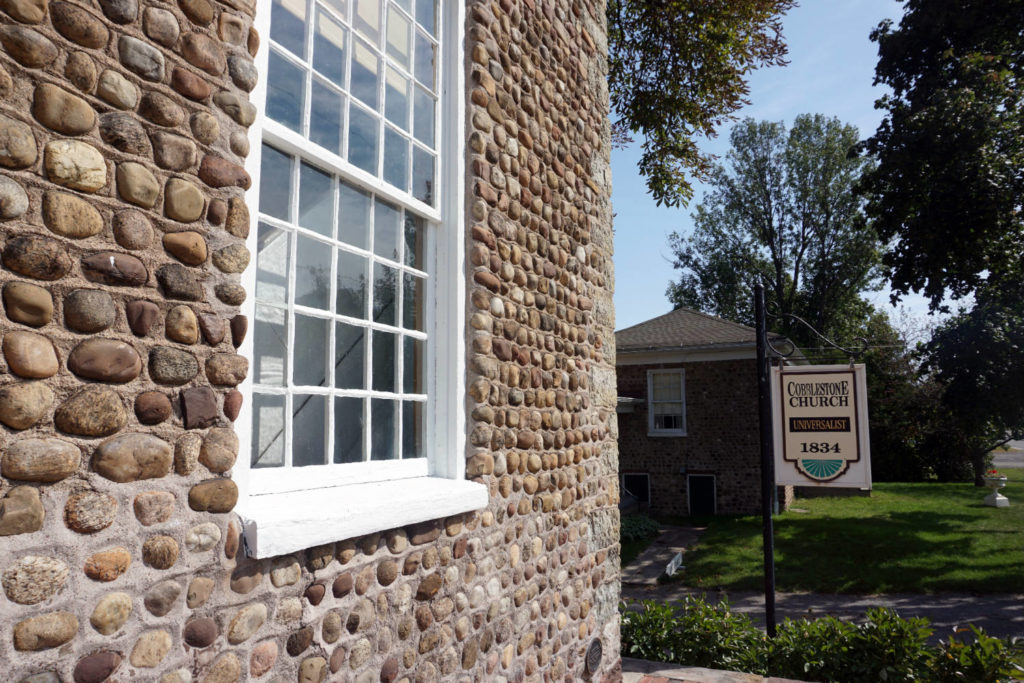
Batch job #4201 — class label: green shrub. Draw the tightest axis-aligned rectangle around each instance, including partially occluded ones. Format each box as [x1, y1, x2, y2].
[931, 626, 1024, 682]
[766, 608, 933, 682]
[620, 598, 1024, 683]
[620, 598, 761, 672]
[620, 514, 660, 543]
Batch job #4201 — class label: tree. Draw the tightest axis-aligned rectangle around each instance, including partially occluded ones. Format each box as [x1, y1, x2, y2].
[666, 115, 882, 346]
[858, 0, 1024, 308]
[607, 0, 795, 207]
[918, 285, 1024, 484]
[860, 0, 1024, 483]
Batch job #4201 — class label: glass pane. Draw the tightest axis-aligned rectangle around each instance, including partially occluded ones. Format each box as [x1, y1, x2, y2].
[310, 80, 344, 156]
[267, 50, 305, 133]
[271, 0, 307, 57]
[350, 39, 380, 108]
[414, 31, 434, 89]
[334, 396, 364, 463]
[370, 397, 396, 460]
[252, 393, 286, 467]
[254, 305, 287, 385]
[402, 401, 423, 458]
[653, 402, 682, 416]
[394, 0, 410, 12]
[403, 213, 423, 268]
[321, 0, 346, 17]
[386, 5, 411, 69]
[313, 10, 346, 85]
[335, 322, 364, 388]
[415, 0, 434, 35]
[652, 373, 681, 401]
[295, 234, 331, 310]
[299, 163, 333, 237]
[292, 394, 327, 466]
[348, 105, 379, 174]
[259, 145, 292, 220]
[654, 413, 683, 431]
[403, 336, 422, 393]
[338, 180, 370, 248]
[372, 262, 397, 325]
[374, 200, 400, 259]
[336, 249, 367, 318]
[293, 314, 330, 386]
[412, 146, 434, 205]
[402, 273, 422, 330]
[256, 222, 289, 303]
[354, 0, 381, 43]
[383, 128, 408, 191]
[412, 86, 434, 147]
[384, 67, 409, 129]
[371, 330, 395, 392]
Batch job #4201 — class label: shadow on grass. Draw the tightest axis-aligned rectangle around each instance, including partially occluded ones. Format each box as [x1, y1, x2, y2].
[684, 508, 1024, 594]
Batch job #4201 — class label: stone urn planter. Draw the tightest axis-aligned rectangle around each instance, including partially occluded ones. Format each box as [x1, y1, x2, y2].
[983, 475, 1009, 508]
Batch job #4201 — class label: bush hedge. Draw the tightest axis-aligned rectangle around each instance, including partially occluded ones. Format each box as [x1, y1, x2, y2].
[620, 597, 1024, 682]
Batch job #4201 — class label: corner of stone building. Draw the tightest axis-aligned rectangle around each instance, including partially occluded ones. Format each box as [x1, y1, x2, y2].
[0, 0, 620, 678]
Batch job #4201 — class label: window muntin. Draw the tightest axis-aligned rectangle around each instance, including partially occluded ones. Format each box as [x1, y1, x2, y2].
[648, 370, 686, 435]
[251, 143, 429, 485]
[266, 0, 438, 205]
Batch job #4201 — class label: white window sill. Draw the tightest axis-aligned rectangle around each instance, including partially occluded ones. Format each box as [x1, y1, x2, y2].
[648, 431, 687, 438]
[236, 477, 489, 558]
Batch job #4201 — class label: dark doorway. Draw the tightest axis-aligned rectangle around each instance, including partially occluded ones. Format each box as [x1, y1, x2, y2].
[687, 475, 716, 515]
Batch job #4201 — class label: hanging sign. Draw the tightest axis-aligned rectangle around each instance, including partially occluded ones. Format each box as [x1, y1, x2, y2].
[771, 364, 871, 488]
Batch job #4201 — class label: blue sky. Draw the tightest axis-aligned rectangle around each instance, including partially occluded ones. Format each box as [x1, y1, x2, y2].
[611, 0, 913, 331]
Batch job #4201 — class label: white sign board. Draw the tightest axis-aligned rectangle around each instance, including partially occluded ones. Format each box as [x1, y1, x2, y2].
[772, 364, 871, 488]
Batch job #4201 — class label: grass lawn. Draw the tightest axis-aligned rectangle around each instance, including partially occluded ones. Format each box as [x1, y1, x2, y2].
[681, 469, 1024, 594]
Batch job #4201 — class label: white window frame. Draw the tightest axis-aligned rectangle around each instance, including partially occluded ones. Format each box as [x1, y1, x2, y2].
[647, 369, 686, 437]
[234, 0, 486, 558]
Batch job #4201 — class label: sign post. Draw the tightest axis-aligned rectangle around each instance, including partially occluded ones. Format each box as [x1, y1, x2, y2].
[754, 285, 776, 637]
[754, 288, 872, 637]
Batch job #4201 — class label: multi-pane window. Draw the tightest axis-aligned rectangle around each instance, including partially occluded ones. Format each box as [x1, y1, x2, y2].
[265, 0, 438, 205]
[648, 370, 686, 435]
[252, 0, 441, 492]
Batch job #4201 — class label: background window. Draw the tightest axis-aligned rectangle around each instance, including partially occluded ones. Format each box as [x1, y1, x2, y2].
[648, 370, 685, 435]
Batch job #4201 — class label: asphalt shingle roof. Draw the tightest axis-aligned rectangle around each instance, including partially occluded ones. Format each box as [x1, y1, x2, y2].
[615, 306, 758, 352]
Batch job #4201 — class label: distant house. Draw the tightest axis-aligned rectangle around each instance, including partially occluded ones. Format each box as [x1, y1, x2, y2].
[616, 307, 793, 516]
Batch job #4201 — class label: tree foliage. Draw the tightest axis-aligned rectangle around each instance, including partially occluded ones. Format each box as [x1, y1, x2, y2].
[859, 0, 1024, 308]
[607, 0, 794, 207]
[918, 284, 1024, 483]
[666, 115, 881, 346]
[860, 0, 1024, 483]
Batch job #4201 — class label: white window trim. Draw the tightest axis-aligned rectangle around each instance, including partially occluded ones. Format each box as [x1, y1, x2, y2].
[234, 0, 486, 558]
[647, 369, 686, 437]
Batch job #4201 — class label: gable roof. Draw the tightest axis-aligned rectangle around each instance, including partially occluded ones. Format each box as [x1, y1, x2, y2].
[616, 306, 758, 352]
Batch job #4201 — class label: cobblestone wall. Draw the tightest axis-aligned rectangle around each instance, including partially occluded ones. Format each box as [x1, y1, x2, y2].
[0, 0, 619, 678]
[618, 360, 764, 516]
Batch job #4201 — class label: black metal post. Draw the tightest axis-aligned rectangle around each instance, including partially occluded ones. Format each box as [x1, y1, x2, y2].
[754, 284, 777, 637]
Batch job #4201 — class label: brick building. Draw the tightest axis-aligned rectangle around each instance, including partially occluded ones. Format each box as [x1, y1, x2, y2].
[616, 307, 790, 517]
[0, 0, 620, 679]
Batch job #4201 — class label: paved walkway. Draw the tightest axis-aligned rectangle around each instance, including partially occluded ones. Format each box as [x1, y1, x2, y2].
[621, 525, 706, 585]
[621, 525, 1024, 642]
